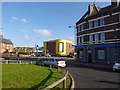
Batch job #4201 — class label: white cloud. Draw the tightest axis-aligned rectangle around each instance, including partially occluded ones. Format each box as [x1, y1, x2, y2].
[10, 17, 28, 23]
[24, 35, 29, 40]
[33, 29, 52, 36]
[21, 29, 27, 33]
[11, 17, 18, 21]
[20, 18, 28, 23]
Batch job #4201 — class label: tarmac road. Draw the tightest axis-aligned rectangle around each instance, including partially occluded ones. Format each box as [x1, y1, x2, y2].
[65, 60, 120, 89]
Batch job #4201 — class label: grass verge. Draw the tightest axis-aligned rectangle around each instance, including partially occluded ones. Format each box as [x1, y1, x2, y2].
[2, 64, 64, 89]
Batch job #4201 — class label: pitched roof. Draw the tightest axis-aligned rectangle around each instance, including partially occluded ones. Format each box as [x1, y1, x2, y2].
[76, 4, 120, 25]
[2, 38, 13, 45]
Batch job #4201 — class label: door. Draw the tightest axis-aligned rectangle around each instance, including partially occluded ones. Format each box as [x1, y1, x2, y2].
[88, 53, 92, 63]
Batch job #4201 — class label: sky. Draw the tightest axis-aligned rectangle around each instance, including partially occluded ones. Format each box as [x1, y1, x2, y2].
[1, 1, 111, 47]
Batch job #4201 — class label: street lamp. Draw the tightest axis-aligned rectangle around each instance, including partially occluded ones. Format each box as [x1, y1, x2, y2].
[68, 26, 76, 45]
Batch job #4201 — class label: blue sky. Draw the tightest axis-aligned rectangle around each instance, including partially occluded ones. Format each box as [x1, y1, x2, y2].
[2, 2, 110, 47]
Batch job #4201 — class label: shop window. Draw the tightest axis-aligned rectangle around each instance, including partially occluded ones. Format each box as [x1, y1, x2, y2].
[79, 50, 84, 58]
[97, 50, 105, 60]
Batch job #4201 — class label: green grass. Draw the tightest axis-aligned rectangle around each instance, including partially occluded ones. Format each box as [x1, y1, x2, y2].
[0, 64, 2, 89]
[2, 64, 64, 89]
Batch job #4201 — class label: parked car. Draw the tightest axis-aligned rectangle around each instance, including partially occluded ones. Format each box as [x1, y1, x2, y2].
[38, 58, 49, 66]
[45, 54, 51, 57]
[113, 60, 120, 71]
[39, 58, 66, 67]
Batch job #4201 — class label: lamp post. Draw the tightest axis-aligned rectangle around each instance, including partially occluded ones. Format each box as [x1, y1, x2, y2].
[68, 26, 76, 45]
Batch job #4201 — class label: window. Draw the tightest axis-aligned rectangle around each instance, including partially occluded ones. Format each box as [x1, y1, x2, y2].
[77, 37, 79, 45]
[78, 26, 80, 32]
[81, 36, 84, 44]
[78, 37, 80, 44]
[98, 33, 101, 41]
[95, 33, 99, 43]
[94, 20, 98, 28]
[80, 37, 82, 44]
[100, 18, 104, 26]
[81, 24, 84, 30]
[119, 14, 120, 22]
[58, 42, 64, 52]
[79, 50, 84, 58]
[89, 34, 93, 44]
[101, 32, 105, 43]
[89, 21, 93, 29]
[93, 34, 95, 41]
[98, 50, 105, 59]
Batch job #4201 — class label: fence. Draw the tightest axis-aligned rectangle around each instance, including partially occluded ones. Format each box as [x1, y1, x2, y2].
[1, 60, 34, 64]
[43, 68, 75, 90]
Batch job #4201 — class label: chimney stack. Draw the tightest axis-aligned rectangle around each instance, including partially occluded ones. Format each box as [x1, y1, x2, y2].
[88, 4, 94, 15]
[111, 0, 119, 6]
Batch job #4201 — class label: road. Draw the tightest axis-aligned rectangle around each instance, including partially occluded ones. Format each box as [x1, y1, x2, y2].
[65, 60, 120, 88]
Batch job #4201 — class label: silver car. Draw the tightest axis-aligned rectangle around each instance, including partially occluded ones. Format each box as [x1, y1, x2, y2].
[113, 60, 120, 71]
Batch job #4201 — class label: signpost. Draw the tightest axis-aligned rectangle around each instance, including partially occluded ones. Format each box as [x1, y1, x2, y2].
[35, 44, 39, 56]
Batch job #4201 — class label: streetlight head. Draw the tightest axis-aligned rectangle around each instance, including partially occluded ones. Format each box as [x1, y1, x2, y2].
[68, 26, 72, 28]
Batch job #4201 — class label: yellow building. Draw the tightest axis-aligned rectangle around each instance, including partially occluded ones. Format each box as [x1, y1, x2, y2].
[0, 35, 13, 53]
[43, 39, 72, 56]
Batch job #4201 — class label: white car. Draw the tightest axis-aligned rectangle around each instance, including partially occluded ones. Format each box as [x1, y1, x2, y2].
[39, 58, 66, 67]
[113, 60, 120, 71]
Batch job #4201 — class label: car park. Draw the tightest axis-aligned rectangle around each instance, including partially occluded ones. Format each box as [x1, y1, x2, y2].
[113, 60, 120, 71]
[39, 58, 66, 67]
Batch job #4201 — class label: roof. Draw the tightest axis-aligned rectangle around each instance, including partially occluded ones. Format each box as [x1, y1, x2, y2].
[44, 39, 72, 43]
[2, 38, 13, 45]
[76, 4, 120, 25]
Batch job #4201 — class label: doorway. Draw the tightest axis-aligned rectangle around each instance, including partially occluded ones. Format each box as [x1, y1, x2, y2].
[88, 53, 92, 63]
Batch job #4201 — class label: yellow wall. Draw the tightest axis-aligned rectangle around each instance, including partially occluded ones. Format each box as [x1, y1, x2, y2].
[43, 39, 72, 55]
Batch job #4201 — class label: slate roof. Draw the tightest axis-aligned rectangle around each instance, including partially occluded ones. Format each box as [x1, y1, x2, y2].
[76, 3, 120, 25]
[2, 38, 13, 45]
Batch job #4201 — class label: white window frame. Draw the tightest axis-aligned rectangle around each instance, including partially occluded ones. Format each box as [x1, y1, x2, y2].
[95, 33, 99, 44]
[101, 32, 105, 43]
[94, 19, 98, 28]
[89, 21, 93, 29]
[81, 24, 84, 31]
[89, 34, 93, 44]
[100, 18, 104, 26]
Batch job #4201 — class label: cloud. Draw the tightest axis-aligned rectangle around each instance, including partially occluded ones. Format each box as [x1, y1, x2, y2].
[10, 17, 28, 23]
[21, 29, 27, 33]
[24, 35, 29, 40]
[33, 29, 52, 36]
[20, 18, 28, 23]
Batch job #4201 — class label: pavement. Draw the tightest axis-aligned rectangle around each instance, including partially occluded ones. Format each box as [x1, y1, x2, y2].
[74, 60, 113, 71]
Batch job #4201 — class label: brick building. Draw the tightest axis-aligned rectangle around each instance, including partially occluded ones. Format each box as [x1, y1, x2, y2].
[43, 39, 72, 56]
[76, 0, 120, 64]
[0, 35, 13, 53]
